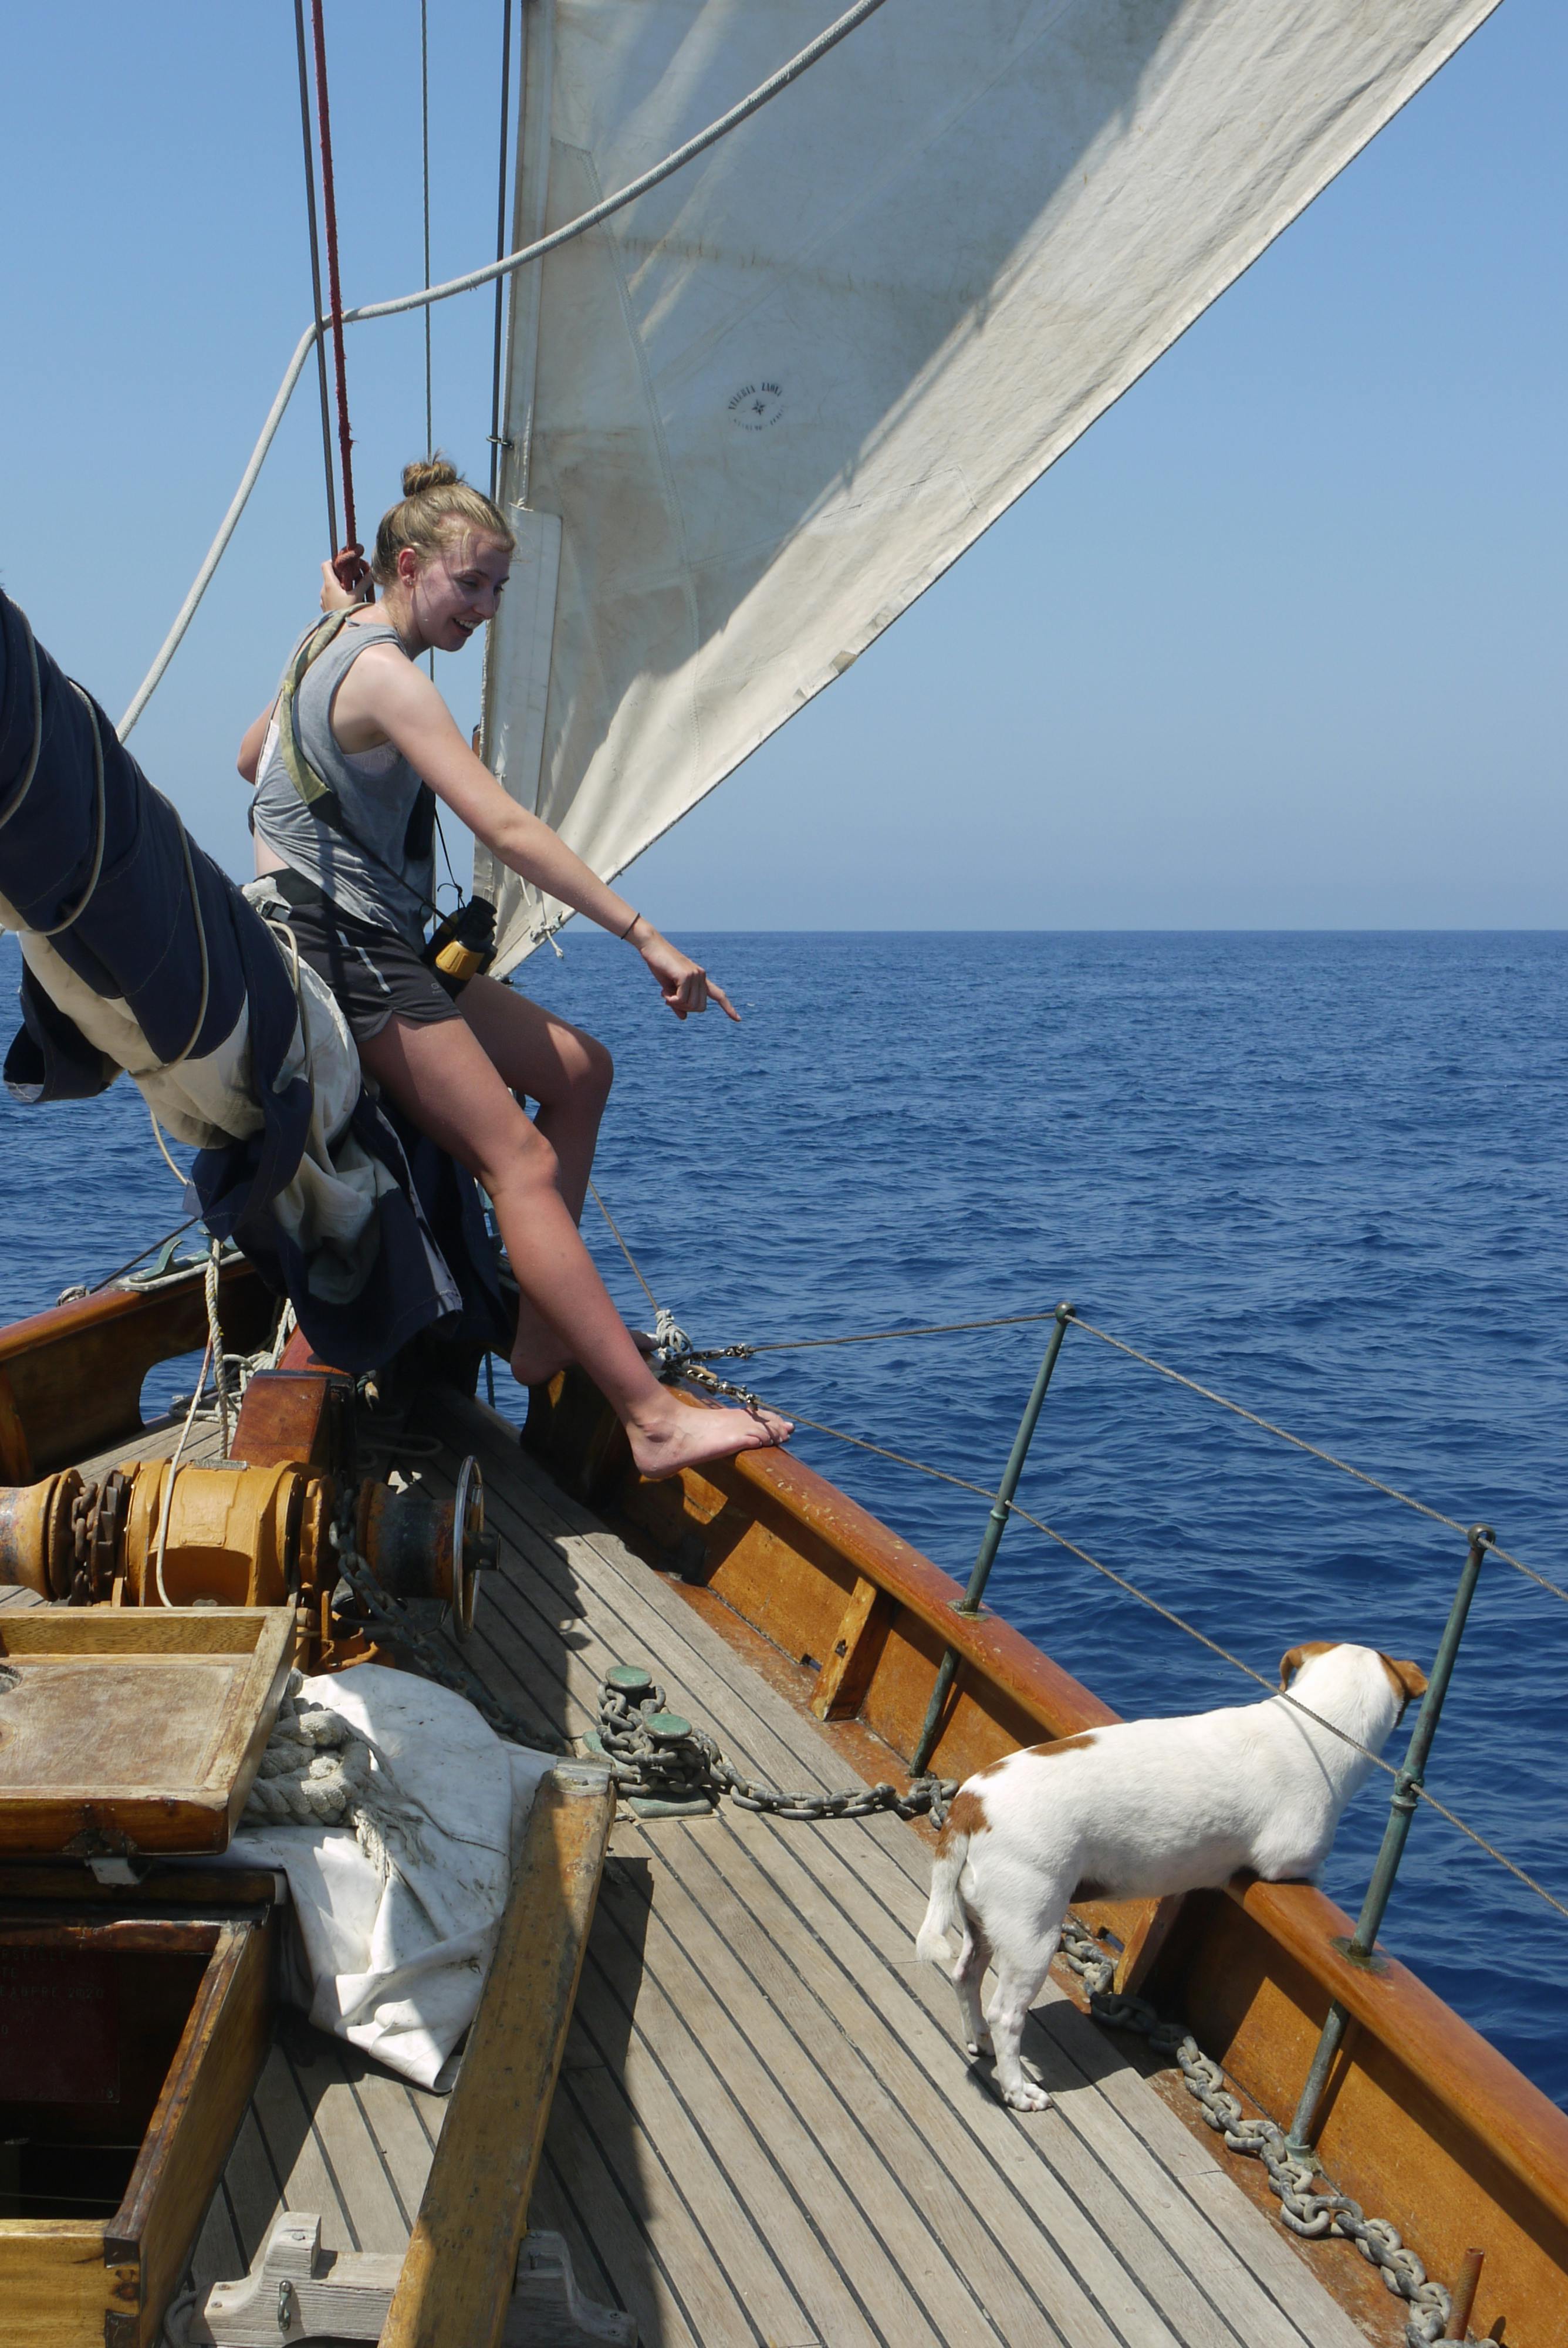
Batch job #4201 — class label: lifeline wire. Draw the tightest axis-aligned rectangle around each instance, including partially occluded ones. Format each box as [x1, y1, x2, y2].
[577, 1183, 1568, 1920]
[744, 1395, 1568, 1927]
[687, 1303, 1568, 1614]
[117, 0, 894, 737]
[86, 1216, 201, 1296]
[1064, 1311, 1568, 1612]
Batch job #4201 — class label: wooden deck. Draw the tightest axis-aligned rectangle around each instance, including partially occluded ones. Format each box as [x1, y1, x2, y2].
[32, 1399, 1379, 2348]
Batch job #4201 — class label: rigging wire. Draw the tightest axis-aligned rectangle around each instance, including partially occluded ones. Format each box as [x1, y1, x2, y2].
[672, 1302, 1568, 1614]
[292, 0, 339, 555]
[419, 0, 438, 684]
[307, 0, 364, 581]
[420, 0, 433, 463]
[580, 1188, 1568, 1922]
[489, 0, 515, 501]
[117, 0, 894, 737]
[711, 1386, 1568, 1927]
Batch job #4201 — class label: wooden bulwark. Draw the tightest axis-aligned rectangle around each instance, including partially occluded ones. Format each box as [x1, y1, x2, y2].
[529, 1368, 1568, 2348]
[381, 1762, 614, 2348]
[0, 1260, 274, 1480]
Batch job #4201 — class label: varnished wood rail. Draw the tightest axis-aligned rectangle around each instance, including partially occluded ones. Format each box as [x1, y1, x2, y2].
[381, 1762, 614, 2348]
[0, 1260, 273, 1479]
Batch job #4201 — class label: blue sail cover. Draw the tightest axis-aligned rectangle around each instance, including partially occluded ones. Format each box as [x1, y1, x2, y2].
[0, 591, 507, 1371]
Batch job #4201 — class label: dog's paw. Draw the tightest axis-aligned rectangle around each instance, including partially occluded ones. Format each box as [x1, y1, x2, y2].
[1000, 2079, 1053, 2113]
[965, 2030, 994, 2058]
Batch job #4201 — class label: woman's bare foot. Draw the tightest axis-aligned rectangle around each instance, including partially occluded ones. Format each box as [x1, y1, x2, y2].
[627, 1392, 792, 1481]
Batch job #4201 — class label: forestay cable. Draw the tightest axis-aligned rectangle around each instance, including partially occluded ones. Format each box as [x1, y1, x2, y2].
[489, 0, 515, 500]
[307, 0, 363, 579]
[292, 0, 338, 554]
[116, 0, 894, 738]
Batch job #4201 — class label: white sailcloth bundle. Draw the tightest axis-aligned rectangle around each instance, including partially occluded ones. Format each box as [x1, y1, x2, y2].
[480, 0, 1498, 970]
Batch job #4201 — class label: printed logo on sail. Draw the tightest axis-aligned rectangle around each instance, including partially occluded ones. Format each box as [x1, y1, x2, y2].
[728, 381, 785, 430]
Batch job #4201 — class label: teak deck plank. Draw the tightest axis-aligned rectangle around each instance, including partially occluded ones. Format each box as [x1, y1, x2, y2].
[567, 1924, 850, 2347]
[73, 1399, 1379, 2348]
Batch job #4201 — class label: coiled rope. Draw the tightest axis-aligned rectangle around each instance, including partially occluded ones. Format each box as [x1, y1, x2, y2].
[117, 0, 894, 737]
[243, 1670, 431, 1883]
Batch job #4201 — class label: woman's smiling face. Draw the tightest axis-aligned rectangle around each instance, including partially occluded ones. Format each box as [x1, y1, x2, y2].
[401, 529, 512, 653]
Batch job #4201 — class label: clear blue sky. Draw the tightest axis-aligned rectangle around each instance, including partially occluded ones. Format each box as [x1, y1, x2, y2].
[2, 1, 1561, 929]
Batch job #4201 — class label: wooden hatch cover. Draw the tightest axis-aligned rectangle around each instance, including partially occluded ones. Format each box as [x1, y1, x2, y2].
[0, 1610, 293, 1857]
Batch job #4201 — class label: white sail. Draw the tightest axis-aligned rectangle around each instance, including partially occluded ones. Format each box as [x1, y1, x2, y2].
[480, 0, 1498, 970]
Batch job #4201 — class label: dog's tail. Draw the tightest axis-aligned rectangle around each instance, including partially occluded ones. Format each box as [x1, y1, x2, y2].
[915, 1830, 970, 1968]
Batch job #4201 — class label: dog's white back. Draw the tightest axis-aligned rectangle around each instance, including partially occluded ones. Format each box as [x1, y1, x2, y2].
[916, 1641, 1426, 2111]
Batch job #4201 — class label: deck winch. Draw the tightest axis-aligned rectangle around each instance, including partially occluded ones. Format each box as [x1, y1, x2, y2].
[0, 1456, 493, 1645]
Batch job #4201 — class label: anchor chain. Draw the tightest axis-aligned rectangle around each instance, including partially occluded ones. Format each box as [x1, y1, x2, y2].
[594, 1667, 957, 1826]
[1056, 1921, 1469, 2347]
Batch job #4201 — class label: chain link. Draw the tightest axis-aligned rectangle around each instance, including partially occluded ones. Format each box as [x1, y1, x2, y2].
[594, 1669, 957, 1827]
[328, 1501, 555, 1752]
[1055, 1921, 1470, 2347]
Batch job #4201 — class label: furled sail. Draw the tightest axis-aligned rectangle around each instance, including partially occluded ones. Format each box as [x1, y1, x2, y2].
[481, 0, 1499, 969]
[0, 593, 508, 1372]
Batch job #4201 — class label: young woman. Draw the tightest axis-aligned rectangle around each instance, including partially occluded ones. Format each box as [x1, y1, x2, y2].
[240, 458, 790, 1480]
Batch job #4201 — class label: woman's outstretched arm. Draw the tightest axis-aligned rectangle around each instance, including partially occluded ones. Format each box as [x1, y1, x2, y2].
[338, 643, 738, 1021]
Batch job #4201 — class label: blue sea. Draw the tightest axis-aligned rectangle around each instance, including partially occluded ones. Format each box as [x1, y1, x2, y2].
[2, 930, 1564, 2106]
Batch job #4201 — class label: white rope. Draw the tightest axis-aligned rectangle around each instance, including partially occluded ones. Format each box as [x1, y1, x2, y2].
[205, 1239, 232, 1455]
[116, 0, 893, 738]
[153, 1331, 213, 1608]
[244, 1673, 431, 1882]
[0, 615, 43, 826]
[27, 684, 107, 936]
[147, 1103, 188, 1186]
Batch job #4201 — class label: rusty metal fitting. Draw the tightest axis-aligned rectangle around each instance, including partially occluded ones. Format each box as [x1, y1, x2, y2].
[0, 1469, 88, 1599]
[354, 1457, 493, 1638]
[119, 1460, 330, 1610]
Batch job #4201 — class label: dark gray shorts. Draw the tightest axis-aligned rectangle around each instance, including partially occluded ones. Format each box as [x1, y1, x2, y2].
[274, 872, 467, 1044]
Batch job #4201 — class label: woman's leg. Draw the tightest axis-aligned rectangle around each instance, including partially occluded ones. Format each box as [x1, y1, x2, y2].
[457, 975, 609, 1222]
[455, 975, 624, 1375]
[357, 1012, 790, 1477]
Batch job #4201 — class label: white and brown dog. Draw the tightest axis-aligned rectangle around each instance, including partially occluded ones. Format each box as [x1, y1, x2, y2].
[916, 1641, 1428, 2111]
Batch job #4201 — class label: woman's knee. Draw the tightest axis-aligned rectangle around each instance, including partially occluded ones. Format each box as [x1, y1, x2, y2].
[576, 1033, 613, 1109]
[476, 1104, 560, 1200]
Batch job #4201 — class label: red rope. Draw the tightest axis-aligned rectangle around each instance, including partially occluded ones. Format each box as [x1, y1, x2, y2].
[309, 1, 370, 593]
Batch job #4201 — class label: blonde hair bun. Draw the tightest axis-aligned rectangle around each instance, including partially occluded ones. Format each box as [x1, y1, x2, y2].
[373, 456, 514, 585]
[401, 456, 461, 498]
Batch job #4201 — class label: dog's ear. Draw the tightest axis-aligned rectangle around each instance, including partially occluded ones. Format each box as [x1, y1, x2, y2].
[1279, 1641, 1336, 1691]
[1378, 1654, 1428, 1712]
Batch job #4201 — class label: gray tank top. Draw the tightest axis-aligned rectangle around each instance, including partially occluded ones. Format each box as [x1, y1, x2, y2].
[252, 618, 435, 947]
